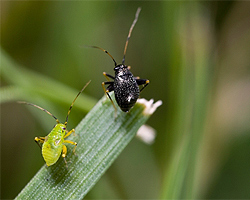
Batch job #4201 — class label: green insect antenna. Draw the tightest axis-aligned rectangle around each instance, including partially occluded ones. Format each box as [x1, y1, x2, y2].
[65, 80, 91, 125]
[122, 7, 141, 65]
[87, 46, 117, 66]
[18, 101, 60, 124]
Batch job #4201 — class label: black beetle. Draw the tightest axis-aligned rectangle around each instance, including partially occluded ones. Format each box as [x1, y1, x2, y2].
[91, 7, 149, 115]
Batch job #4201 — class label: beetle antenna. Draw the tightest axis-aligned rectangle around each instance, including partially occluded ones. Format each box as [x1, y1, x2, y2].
[122, 7, 141, 65]
[18, 101, 60, 124]
[65, 80, 91, 125]
[88, 46, 117, 66]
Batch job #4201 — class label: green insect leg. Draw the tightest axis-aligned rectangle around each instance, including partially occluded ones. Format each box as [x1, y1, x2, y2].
[64, 129, 75, 138]
[34, 136, 45, 149]
[62, 144, 68, 166]
[64, 140, 77, 154]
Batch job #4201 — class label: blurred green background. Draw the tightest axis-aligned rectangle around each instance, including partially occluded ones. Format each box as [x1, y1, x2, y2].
[1, 1, 250, 199]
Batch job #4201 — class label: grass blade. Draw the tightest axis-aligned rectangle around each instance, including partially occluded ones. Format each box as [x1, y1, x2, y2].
[0, 47, 96, 112]
[15, 94, 162, 199]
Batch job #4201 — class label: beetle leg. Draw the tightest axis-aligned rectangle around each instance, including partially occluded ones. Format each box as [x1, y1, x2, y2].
[64, 140, 77, 154]
[135, 78, 150, 92]
[107, 92, 117, 117]
[103, 72, 115, 81]
[102, 81, 117, 117]
[102, 81, 114, 92]
[102, 81, 115, 104]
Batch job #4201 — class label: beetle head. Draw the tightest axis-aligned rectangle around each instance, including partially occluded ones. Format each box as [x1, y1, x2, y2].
[114, 64, 128, 71]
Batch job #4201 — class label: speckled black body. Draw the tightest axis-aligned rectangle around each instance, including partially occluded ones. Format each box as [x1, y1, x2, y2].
[90, 7, 149, 114]
[113, 65, 140, 112]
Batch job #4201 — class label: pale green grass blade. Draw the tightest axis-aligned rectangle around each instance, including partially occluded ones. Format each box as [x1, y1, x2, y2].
[15, 94, 162, 199]
[0, 47, 96, 111]
[0, 86, 22, 103]
[160, 3, 212, 199]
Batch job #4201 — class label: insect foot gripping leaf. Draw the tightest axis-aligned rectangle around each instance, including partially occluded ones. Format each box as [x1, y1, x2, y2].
[18, 80, 91, 167]
[15, 94, 162, 200]
[89, 7, 149, 116]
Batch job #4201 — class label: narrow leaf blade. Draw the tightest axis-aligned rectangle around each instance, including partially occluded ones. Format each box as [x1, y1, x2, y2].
[15, 94, 161, 199]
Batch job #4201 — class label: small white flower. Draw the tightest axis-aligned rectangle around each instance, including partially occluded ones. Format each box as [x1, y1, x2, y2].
[136, 125, 156, 145]
[137, 98, 163, 115]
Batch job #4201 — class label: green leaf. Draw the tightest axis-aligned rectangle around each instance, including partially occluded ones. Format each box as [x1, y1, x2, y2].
[0, 47, 96, 112]
[15, 94, 162, 199]
[160, 3, 212, 199]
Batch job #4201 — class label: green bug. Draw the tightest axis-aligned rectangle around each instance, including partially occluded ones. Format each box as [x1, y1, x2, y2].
[19, 80, 91, 166]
